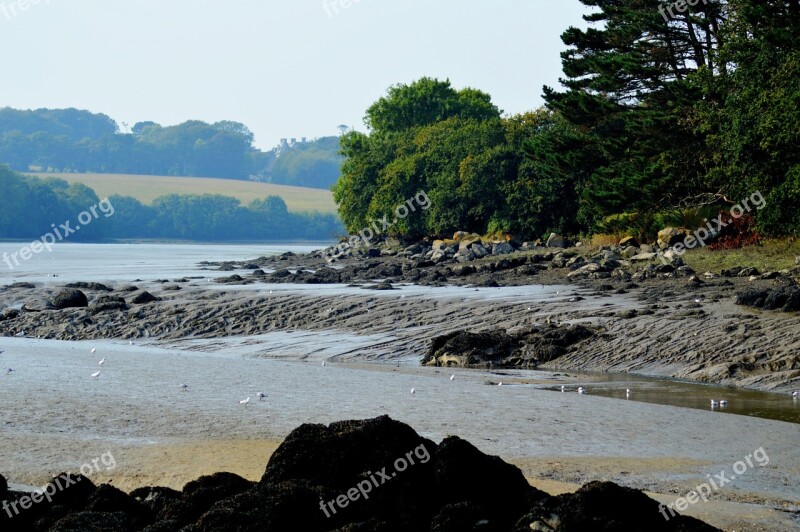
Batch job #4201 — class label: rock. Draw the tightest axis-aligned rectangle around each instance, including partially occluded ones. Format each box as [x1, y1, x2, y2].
[491, 242, 514, 256]
[52, 289, 89, 309]
[452, 265, 476, 276]
[519, 242, 538, 251]
[432, 240, 447, 251]
[131, 291, 159, 305]
[546, 233, 571, 248]
[454, 249, 476, 263]
[736, 284, 800, 312]
[424, 324, 595, 368]
[640, 244, 654, 253]
[621, 246, 638, 259]
[567, 263, 602, 279]
[90, 295, 128, 313]
[619, 236, 639, 248]
[514, 481, 718, 532]
[738, 267, 760, 277]
[631, 252, 658, 262]
[657, 227, 686, 249]
[0, 308, 20, 321]
[471, 243, 490, 258]
[0, 473, 7, 499]
[65, 282, 112, 292]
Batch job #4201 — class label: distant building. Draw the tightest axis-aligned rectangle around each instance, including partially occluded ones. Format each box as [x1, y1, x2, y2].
[274, 136, 308, 158]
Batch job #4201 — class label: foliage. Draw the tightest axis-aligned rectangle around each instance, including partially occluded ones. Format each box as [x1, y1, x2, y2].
[0, 167, 342, 242]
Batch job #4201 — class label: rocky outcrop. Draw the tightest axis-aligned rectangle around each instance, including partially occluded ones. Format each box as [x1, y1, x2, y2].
[0, 417, 716, 531]
[514, 481, 718, 531]
[423, 324, 596, 368]
[735, 282, 800, 312]
[131, 291, 159, 305]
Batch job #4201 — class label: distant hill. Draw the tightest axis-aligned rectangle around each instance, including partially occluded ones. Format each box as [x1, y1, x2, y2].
[26, 172, 338, 214]
[0, 107, 343, 190]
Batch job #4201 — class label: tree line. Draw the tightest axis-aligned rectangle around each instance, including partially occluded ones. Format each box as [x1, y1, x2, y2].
[0, 108, 343, 190]
[0, 167, 342, 242]
[334, 0, 800, 240]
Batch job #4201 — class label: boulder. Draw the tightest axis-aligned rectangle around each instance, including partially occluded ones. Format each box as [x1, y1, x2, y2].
[546, 233, 571, 248]
[65, 282, 112, 292]
[90, 295, 128, 314]
[657, 227, 686, 249]
[621, 246, 638, 259]
[52, 289, 88, 309]
[131, 291, 159, 305]
[631, 252, 658, 262]
[492, 242, 514, 256]
[619, 236, 640, 248]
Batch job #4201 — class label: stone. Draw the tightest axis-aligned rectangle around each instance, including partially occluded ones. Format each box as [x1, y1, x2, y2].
[619, 236, 639, 248]
[546, 233, 571, 248]
[52, 289, 88, 309]
[621, 246, 638, 259]
[630, 253, 658, 262]
[657, 227, 686, 249]
[492, 242, 514, 256]
[131, 291, 159, 305]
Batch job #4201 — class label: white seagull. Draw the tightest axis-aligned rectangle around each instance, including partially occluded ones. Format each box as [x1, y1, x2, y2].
[15, 331, 24, 337]
[626, 388, 631, 398]
[98, 358, 106, 366]
[256, 392, 267, 400]
[322, 361, 326, 366]
[719, 400, 728, 406]
[450, 374, 455, 381]
[91, 348, 97, 354]
[180, 383, 189, 391]
[410, 388, 416, 395]
[792, 391, 799, 398]
[561, 385, 565, 392]
[710, 399, 719, 407]
[239, 397, 251, 406]
[5, 367, 13, 375]
[91, 370, 101, 379]
[577, 387, 586, 394]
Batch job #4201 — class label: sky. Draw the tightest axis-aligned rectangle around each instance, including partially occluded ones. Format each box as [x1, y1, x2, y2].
[0, 0, 591, 150]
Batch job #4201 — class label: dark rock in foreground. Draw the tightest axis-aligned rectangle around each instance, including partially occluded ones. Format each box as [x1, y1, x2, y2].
[0, 417, 718, 531]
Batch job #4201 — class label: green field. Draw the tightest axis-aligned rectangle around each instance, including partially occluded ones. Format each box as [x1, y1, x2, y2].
[26, 172, 338, 214]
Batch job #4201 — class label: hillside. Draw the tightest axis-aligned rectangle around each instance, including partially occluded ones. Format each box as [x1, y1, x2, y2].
[26, 172, 338, 214]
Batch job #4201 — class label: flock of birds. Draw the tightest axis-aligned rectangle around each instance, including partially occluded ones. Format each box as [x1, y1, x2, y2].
[3, 344, 800, 410]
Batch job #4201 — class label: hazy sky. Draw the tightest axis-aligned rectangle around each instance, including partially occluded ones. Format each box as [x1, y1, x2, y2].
[0, 0, 590, 149]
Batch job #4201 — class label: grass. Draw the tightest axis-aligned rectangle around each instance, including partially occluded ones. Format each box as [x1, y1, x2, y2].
[681, 238, 800, 274]
[25, 172, 338, 214]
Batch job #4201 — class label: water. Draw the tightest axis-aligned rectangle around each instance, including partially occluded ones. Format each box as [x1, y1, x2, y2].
[0, 242, 330, 285]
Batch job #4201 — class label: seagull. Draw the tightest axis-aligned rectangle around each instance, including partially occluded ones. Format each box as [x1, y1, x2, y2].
[15, 331, 24, 337]
[719, 400, 728, 406]
[98, 358, 106, 366]
[626, 388, 631, 398]
[5, 367, 13, 375]
[180, 383, 189, 391]
[498, 382, 503, 386]
[710, 399, 719, 407]
[239, 397, 251, 406]
[322, 361, 326, 366]
[793, 391, 799, 398]
[0, 349, 4, 355]
[256, 392, 267, 400]
[450, 374, 455, 381]
[577, 387, 586, 394]
[410, 388, 415, 395]
[91, 348, 97, 354]
[129, 341, 133, 345]
[91, 370, 101, 379]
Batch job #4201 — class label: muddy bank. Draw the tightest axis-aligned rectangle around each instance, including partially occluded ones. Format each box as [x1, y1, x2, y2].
[1, 243, 799, 392]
